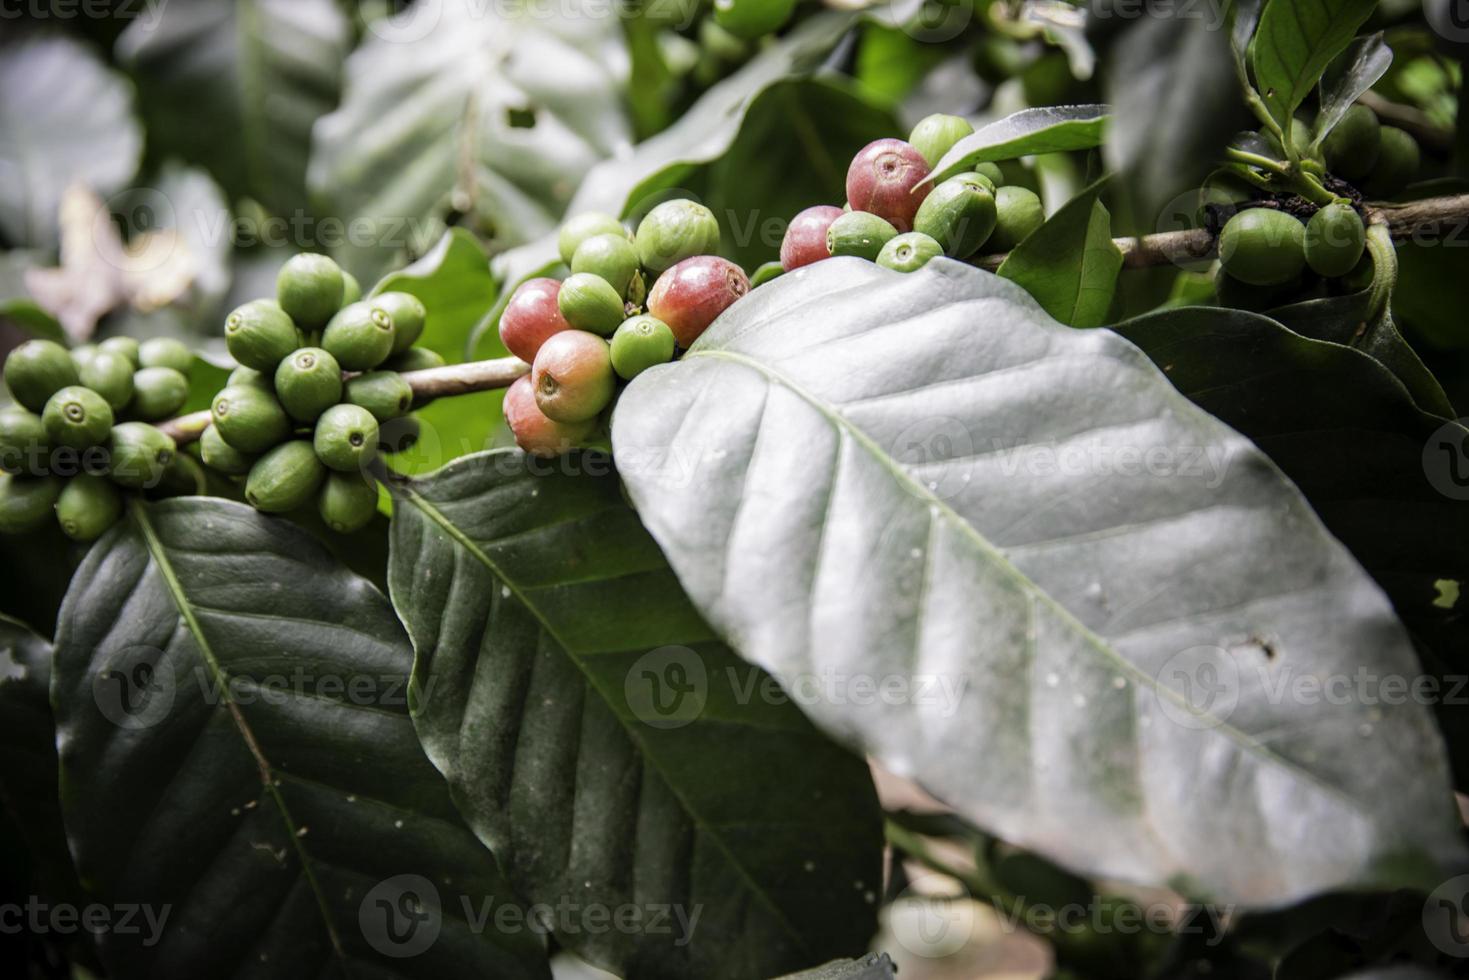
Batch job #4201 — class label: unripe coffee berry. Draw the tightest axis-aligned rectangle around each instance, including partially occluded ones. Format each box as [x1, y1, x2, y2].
[1217, 208, 1306, 286]
[500, 277, 573, 362]
[845, 139, 932, 232]
[986, 186, 1044, 252]
[43, 386, 113, 450]
[344, 371, 414, 422]
[107, 422, 176, 489]
[387, 347, 447, 373]
[636, 200, 721, 274]
[0, 408, 48, 476]
[558, 211, 627, 266]
[55, 474, 123, 542]
[129, 367, 189, 421]
[319, 472, 380, 533]
[228, 366, 272, 391]
[225, 299, 301, 371]
[98, 336, 141, 367]
[780, 205, 844, 271]
[374, 291, 428, 354]
[1304, 203, 1366, 278]
[4, 339, 79, 413]
[504, 375, 595, 458]
[341, 272, 363, 306]
[557, 272, 626, 335]
[974, 162, 1004, 187]
[323, 301, 395, 371]
[78, 350, 135, 412]
[138, 337, 193, 373]
[713, 0, 795, 39]
[314, 404, 380, 472]
[275, 347, 344, 421]
[572, 233, 641, 300]
[277, 253, 346, 332]
[533, 331, 616, 423]
[750, 261, 783, 287]
[914, 174, 997, 258]
[0, 474, 62, 535]
[877, 232, 944, 273]
[1323, 104, 1380, 182]
[611, 316, 677, 380]
[1363, 126, 1419, 197]
[826, 211, 899, 261]
[647, 255, 751, 348]
[211, 385, 292, 454]
[199, 424, 256, 476]
[908, 113, 974, 169]
[246, 440, 326, 513]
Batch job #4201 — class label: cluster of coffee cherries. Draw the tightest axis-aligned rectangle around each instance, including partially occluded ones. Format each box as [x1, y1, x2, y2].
[0, 336, 193, 540]
[775, 114, 1044, 277]
[499, 199, 750, 457]
[207, 254, 440, 532]
[1215, 102, 1420, 309]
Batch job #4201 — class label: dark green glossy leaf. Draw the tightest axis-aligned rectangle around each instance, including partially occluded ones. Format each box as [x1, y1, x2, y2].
[387, 450, 884, 978]
[997, 178, 1121, 327]
[613, 257, 1463, 906]
[52, 498, 549, 979]
[1313, 33, 1393, 144]
[1249, 0, 1376, 131]
[927, 106, 1109, 185]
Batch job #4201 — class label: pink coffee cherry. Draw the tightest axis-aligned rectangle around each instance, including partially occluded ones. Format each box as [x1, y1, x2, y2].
[504, 374, 595, 458]
[780, 205, 845, 271]
[499, 278, 572, 363]
[845, 139, 932, 233]
[647, 256, 751, 348]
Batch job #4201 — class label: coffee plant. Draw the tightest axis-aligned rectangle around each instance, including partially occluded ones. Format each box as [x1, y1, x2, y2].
[4, 1, 1469, 978]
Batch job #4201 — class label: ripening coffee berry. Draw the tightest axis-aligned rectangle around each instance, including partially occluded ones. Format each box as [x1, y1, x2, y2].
[0, 474, 61, 535]
[558, 211, 627, 266]
[211, 385, 292, 454]
[500, 278, 573, 363]
[0, 408, 47, 476]
[387, 347, 447, 372]
[98, 336, 141, 367]
[4, 339, 78, 412]
[1363, 126, 1419, 197]
[314, 404, 381, 472]
[845, 139, 932, 232]
[914, 174, 996, 258]
[636, 200, 722, 274]
[1217, 208, 1306, 286]
[1323, 104, 1380, 182]
[611, 315, 677, 380]
[877, 232, 944, 273]
[323, 301, 395, 371]
[1304, 203, 1366, 278]
[647, 255, 751, 347]
[973, 162, 1005, 188]
[826, 211, 899, 261]
[138, 337, 193, 373]
[129, 367, 190, 421]
[199, 424, 255, 476]
[228, 366, 272, 391]
[344, 371, 413, 422]
[713, 0, 795, 39]
[341, 272, 363, 306]
[909, 113, 974, 169]
[533, 331, 616, 423]
[319, 472, 380, 533]
[557, 272, 626, 335]
[225, 300, 301, 371]
[986, 186, 1045, 252]
[750, 261, 783, 287]
[277, 253, 345, 332]
[375, 291, 428, 354]
[275, 347, 344, 421]
[55, 474, 122, 542]
[246, 441, 326, 513]
[78, 350, 135, 412]
[43, 387, 113, 450]
[780, 205, 844, 271]
[572, 233, 641, 300]
[503, 375, 595, 458]
[106, 422, 176, 489]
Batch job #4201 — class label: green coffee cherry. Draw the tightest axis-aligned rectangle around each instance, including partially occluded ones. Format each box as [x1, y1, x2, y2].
[274, 347, 343, 422]
[199, 424, 256, 476]
[826, 211, 899, 261]
[558, 211, 627, 266]
[322, 301, 395, 371]
[1304, 203, 1366, 278]
[611, 315, 677, 380]
[909, 113, 974, 169]
[319, 472, 380, 533]
[1217, 208, 1306, 286]
[1363, 126, 1419, 197]
[557, 272, 626, 335]
[78, 350, 135, 412]
[70, 344, 98, 373]
[107, 422, 176, 489]
[55, 474, 123, 542]
[973, 162, 1005, 187]
[137, 338, 192, 374]
[98, 336, 141, 367]
[386, 347, 447, 372]
[987, 186, 1045, 252]
[129, 367, 189, 421]
[228, 366, 272, 391]
[225, 300, 300, 372]
[245, 440, 326, 513]
[375, 291, 428, 354]
[4, 339, 79, 412]
[1323, 104, 1380, 182]
[713, 0, 795, 40]
[314, 404, 381, 472]
[0, 408, 47, 476]
[211, 385, 292, 454]
[341, 271, 363, 307]
[877, 232, 944, 273]
[572, 234, 641, 300]
[42, 387, 113, 450]
[277, 253, 345, 332]
[750, 261, 783, 287]
[636, 200, 721, 274]
[0, 474, 61, 535]
[699, 17, 749, 61]
[914, 174, 997, 258]
[344, 371, 413, 422]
